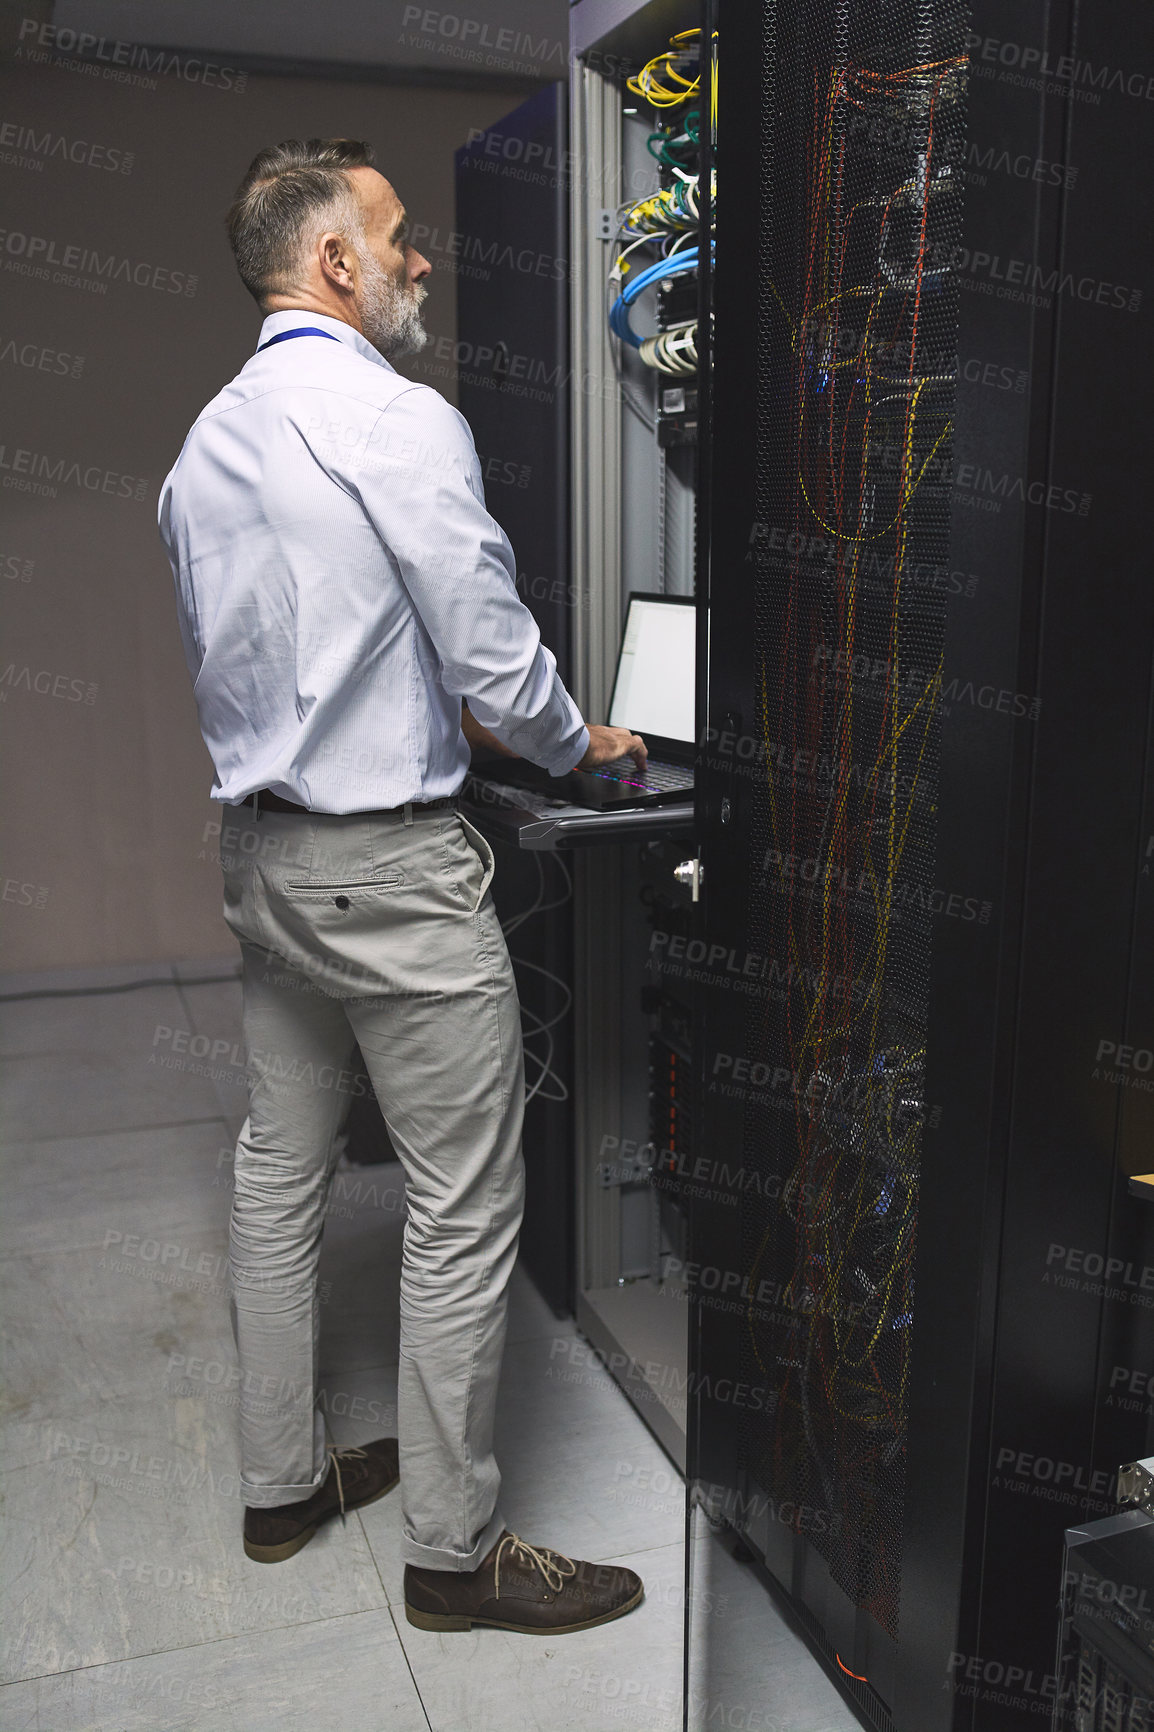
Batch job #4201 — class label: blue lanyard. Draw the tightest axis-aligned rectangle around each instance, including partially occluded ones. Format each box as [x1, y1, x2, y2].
[257, 326, 341, 352]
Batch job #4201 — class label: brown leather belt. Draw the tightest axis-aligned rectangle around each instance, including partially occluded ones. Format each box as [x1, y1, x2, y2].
[230, 789, 458, 818]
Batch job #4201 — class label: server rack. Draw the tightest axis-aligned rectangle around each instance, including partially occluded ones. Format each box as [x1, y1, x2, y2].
[687, 1, 1154, 1730]
[455, 89, 578, 1315]
[458, 2, 1153, 1724]
[457, 2, 704, 1462]
[567, 0, 704, 1469]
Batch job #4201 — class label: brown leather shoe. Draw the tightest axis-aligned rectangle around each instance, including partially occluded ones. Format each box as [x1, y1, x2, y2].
[243, 1439, 399, 1563]
[404, 1530, 644, 1634]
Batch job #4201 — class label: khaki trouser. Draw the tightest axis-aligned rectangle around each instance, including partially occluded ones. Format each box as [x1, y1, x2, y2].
[218, 800, 525, 1571]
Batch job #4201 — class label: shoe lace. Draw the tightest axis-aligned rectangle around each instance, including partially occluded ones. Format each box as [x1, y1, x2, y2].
[494, 1532, 577, 1599]
[327, 1445, 370, 1515]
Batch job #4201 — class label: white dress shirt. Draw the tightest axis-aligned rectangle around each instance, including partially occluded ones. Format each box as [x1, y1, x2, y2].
[158, 309, 588, 811]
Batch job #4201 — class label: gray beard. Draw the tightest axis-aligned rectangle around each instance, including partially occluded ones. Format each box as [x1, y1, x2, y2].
[355, 247, 428, 359]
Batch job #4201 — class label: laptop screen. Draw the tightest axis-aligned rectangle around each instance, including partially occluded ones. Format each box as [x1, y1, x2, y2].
[607, 596, 696, 743]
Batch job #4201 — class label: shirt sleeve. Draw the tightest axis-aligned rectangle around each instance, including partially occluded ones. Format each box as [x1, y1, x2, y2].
[343, 383, 588, 776]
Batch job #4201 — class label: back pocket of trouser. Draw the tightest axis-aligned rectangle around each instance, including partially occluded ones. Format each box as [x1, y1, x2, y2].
[457, 814, 496, 913]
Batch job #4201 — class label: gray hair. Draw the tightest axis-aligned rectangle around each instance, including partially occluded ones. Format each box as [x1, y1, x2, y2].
[226, 137, 375, 304]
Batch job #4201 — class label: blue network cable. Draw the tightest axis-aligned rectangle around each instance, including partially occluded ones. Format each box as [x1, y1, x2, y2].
[608, 246, 711, 348]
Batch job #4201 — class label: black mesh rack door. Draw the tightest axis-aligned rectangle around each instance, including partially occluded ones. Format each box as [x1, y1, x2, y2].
[691, 0, 1154, 1723]
[689, 0, 969, 1720]
[744, 0, 967, 1641]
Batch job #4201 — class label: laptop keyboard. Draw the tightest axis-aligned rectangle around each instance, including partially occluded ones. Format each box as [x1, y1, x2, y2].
[586, 756, 694, 792]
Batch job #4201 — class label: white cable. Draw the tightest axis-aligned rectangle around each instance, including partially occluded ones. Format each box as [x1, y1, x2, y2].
[639, 321, 698, 374]
[512, 955, 575, 1102]
[509, 956, 574, 1034]
[499, 853, 547, 939]
[496, 856, 574, 1104]
[520, 1006, 565, 1104]
[501, 855, 572, 938]
[522, 1019, 565, 1104]
[610, 232, 659, 284]
[607, 223, 659, 432]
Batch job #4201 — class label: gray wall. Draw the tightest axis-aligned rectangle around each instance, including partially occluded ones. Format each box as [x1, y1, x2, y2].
[0, 36, 538, 970]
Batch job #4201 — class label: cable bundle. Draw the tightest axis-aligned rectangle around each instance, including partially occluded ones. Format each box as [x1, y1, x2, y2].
[608, 248, 704, 349]
[626, 28, 704, 109]
[647, 110, 700, 170]
[610, 29, 717, 410]
[638, 321, 698, 375]
[620, 172, 702, 240]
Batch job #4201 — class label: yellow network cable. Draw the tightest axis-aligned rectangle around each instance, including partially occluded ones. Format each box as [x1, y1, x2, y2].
[627, 28, 717, 110]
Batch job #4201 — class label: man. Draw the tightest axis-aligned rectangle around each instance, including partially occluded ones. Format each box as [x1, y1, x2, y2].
[158, 137, 648, 1634]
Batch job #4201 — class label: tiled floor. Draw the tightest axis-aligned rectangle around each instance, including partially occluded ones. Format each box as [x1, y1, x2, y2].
[0, 960, 859, 1732]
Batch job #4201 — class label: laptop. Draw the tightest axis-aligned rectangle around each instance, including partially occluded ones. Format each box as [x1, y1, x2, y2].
[480, 592, 697, 809]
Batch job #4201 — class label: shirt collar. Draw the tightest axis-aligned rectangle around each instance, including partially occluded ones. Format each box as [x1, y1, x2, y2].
[255, 309, 396, 372]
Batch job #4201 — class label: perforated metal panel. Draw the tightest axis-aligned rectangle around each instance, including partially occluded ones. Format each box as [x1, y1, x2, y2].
[738, 0, 969, 1638]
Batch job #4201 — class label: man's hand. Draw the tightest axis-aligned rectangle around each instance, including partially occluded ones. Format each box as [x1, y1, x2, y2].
[576, 724, 648, 771]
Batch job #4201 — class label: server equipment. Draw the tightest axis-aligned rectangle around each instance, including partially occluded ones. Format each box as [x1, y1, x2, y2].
[457, 13, 705, 1439]
[565, 6, 708, 1466]
[688, 0, 1154, 1728]
[1056, 1512, 1154, 1732]
[455, 87, 579, 1315]
[462, 0, 1153, 1724]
